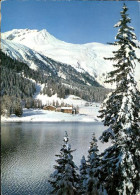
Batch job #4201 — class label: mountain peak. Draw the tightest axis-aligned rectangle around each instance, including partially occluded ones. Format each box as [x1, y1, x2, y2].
[1, 28, 61, 49]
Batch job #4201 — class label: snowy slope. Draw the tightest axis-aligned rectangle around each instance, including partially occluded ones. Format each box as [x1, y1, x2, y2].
[2, 29, 140, 89]
[1, 39, 43, 70]
[1, 38, 102, 91]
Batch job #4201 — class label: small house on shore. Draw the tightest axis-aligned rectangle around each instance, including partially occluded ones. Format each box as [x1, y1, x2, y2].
[43, 105, 56, 111]
[61, 107, 76, 114]
[43, 105, 77, 114]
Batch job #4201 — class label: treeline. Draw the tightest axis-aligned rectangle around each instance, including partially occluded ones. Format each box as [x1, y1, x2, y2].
[1, 68, 36, 98]
[41, 81, 110, 102]
[1, 95, 23, 117]
[1, 96, 43, 117]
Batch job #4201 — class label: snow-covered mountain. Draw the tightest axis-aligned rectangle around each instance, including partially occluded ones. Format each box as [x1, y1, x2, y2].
[1, 29, 140, 89]
[1, 38, 102, 91]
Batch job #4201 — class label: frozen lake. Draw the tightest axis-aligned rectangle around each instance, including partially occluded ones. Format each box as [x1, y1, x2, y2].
[1, 122, 110, 195]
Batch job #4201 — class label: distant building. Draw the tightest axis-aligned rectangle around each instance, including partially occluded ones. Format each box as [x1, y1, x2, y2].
[43, 105, 77, 114]
[61, 107, 73, 114]
[43, 105, 56, 111]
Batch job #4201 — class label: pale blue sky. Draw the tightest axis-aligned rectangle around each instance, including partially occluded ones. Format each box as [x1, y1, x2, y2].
[1, 0, 140, 44]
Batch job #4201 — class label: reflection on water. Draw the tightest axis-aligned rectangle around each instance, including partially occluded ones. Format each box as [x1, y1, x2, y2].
[1, 122, 110, 195]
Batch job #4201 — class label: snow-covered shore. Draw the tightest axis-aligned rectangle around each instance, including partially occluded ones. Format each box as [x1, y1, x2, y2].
[1, 105, 101, 123]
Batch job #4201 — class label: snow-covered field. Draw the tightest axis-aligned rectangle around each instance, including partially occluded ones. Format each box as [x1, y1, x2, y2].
[1, 104, 101, 123]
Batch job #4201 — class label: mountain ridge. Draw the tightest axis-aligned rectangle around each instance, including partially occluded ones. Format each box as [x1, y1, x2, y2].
[1, 28, 140, 89]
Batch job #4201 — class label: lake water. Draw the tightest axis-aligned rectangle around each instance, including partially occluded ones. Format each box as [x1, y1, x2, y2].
[1, 122, 110, 195]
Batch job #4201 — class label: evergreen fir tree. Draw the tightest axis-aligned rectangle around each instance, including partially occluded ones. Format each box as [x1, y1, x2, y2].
[86, 133, 100, 195]
[14, 99, 23, 117]
[1, 95, 12, 117]
[98, 4, 140, 194]
[79, 156, 88, 194]
[49, 131, 79, 195]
